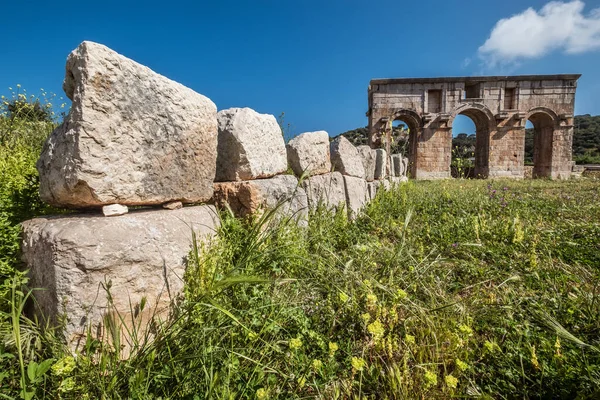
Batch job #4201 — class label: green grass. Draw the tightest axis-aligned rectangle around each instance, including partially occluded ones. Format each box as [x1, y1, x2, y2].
[1, 93, 600, 398]
[3, 177, 600, 399]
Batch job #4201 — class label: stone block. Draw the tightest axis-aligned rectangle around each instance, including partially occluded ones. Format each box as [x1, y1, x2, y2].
[21, 205, 220, 349]
[356, 145, 376, 182]
[286, 131, 331, 177]
[216, 108, 287, 181]
[344, 176, 368, 217]
[330, 136, 365, 178]
[38, 41, 217, 208]
[102, 204, 128, 217]
[374, 149, 387, 179]
[401, 157, 409, 177]
[213, 175, 307, 220]
[367, 180, 382, 201]
[302, 172, 346, 210]
[391, 154, 404, 177]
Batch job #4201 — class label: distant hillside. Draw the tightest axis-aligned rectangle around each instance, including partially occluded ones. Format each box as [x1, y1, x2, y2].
[338, 115, 600, 164]
[338, 126, 409, 155]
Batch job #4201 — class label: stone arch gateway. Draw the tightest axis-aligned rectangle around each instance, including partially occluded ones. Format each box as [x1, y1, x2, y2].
[367, 74, 580, 179]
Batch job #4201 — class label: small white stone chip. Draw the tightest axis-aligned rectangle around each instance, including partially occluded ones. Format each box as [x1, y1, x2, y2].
[102, 204, 129, 217]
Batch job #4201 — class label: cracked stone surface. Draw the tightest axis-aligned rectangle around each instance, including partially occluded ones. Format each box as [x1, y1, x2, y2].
[22, 205, 219, 349]
[37, 41, 218, 208]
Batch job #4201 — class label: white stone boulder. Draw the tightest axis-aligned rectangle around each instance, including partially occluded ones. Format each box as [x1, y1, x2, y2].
[302, 172, 346, 211]
[367, 180, 383, 201]
[213, 175, 308, 220]
[374, 149, 387, 180]
[37, 41, 218, 208]
[344, 176, 368, 217]
[215, 108, 287, 182]
[402, 157, 409, 177]
[286, 131, 331, 177]
[357, 145, 376, 182]
[391, 154, 404, 177]
[330, 136, 365, 178]
[21, 205, 219, 349]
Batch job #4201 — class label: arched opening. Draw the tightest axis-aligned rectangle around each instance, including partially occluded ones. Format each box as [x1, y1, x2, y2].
[391, 120, 410, 156]
[527, 112, 555, 178]
[389, 110, 421, 178]
[450, 108, 492, 178]
[451, 115, 476, 178]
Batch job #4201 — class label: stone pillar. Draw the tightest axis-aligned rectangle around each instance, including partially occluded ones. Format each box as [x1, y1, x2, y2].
[488, 115, 525, 178]
[414, 123, 451, 179]
[550, 121, 574, 179]
[405, 128, 419, 179]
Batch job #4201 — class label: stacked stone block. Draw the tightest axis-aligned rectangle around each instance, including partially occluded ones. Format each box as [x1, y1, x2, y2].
[22, 42, 221, 349]
[22, 41, 411, 351]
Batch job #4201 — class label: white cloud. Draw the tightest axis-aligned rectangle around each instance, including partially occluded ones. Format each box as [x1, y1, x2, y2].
[478, 1, 600, 66]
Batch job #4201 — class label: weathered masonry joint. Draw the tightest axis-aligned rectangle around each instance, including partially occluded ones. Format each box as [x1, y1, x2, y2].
[367, 74, 580, 179]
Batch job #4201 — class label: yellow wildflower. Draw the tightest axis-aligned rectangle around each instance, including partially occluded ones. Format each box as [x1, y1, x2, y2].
[367, 319, 385, 341]
[424, 370, 438, 388]
[351, 356, 366, 372]
[312, 359, 323, 371]
[58, 377, 76, 393]
[289, 337, 302, 350]
[455, 358, 468, 371]
[256, 388, 268, 399]
[297, 376, 306, 388]
[484, 340, 499, 354]
[531, 345, 540, 370]
[458, 324, 473, 337]
[445, 374, 458, 389]
[52, 356, 76, 376]
[328, 342, 339, 357]
[361, 312, 371, 324]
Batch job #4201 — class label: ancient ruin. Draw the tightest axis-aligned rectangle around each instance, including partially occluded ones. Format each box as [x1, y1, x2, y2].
[368, 74, 580, 179]
[23, 41, 409, 350]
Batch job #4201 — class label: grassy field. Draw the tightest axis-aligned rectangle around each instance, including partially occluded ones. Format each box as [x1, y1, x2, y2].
[1, 96, 600, 399]
[2, 174, 599, 399]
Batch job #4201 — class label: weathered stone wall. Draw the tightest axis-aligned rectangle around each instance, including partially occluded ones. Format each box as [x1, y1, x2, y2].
[23, 42, 409, 350]
[368, 75, 580, 180]
[213, 109, 409, 220]
[23, 42, 223, 350]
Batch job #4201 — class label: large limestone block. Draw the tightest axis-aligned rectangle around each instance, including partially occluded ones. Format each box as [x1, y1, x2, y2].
[37, 41, 217, 208]
[374, 149, 387, 180]
[391, 154, 404, 177]
[302, 172, 346, 210]
[344, 176, 368, 217]
[357, 145, 376, 182]
[215, 108, 287, 182]
[213, 175, 307, 220]
[22, 206, 219, 349]
[402, 157, 409, 177]
[330, 136, 365, 178]
[367, 180, 382, 201]
[286, 131, 331, 177]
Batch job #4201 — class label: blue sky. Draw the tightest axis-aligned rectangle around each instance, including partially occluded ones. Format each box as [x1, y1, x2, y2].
[2, 0, 600, 137]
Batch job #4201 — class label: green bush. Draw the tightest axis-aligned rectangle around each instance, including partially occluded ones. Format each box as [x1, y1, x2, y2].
[0, 88, 58, 295]
[0, 88, 62, 398]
